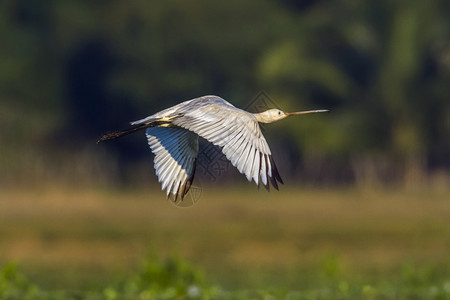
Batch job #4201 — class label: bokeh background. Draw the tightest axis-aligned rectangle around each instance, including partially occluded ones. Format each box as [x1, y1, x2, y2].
[0, 0, 449, 298]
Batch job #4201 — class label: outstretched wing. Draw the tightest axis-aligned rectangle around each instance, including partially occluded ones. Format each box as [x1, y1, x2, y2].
[172, 102, 283, 190]
[146, 127, 199, 200]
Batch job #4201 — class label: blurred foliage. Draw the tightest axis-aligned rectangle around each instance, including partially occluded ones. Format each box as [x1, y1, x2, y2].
[103, 254, 211, 299]
[0, 0, 449, 186]
[0, 263, 39, 299]
[2, 256, 450, 299]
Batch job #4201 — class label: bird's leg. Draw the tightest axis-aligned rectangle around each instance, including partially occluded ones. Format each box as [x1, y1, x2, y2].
[97, 114, 184, 143]
[97, 120, 165, 143]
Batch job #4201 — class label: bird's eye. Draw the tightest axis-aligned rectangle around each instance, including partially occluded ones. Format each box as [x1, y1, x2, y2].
[278, 111, 282, 115]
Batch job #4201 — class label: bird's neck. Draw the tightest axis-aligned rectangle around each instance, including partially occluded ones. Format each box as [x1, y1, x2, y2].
[253, 111, 272, 123]
[254, 110, 285, 123]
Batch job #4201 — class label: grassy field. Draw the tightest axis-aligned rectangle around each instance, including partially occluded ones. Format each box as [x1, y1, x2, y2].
[1, 184, 450, 299]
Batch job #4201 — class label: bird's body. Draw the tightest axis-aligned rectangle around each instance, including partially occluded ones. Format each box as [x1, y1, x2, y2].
[98, 95, 327, 200]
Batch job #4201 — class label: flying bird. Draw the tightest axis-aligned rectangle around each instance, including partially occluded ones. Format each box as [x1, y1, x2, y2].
[98, 95, 328, 200]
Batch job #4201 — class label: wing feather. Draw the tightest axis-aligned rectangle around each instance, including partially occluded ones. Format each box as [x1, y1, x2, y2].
[260, 152, 268, 190]
[236, 138, 252, 174]
[160, 159, 178, 192]
[172, 102, 282, 189]
[251, 148, 260, 186]
[243, 146, 256, 182]
[146, 127, 199, 200]
[223, 130, 246, 158]
[229, 133, 249, 167]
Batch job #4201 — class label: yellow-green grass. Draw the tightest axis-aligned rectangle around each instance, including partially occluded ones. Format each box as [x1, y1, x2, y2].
[1, 184, 449, 293]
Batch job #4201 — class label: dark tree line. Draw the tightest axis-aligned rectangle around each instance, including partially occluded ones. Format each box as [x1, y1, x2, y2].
[0, 0, 448, 185]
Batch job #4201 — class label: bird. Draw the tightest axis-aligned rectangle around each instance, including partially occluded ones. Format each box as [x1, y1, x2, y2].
[97, 95, 328, 201]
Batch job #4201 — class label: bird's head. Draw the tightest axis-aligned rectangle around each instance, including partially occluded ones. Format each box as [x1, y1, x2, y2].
[254, 108, 329, 123]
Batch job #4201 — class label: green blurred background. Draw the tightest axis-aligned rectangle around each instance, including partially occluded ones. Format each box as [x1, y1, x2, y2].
[1, 0, 450, 298]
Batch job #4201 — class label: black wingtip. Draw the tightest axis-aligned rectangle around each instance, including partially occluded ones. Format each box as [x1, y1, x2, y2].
[268, 155, 283, 189]
[263, 181, 270, 191]
[270, 155, 283, 184]
[269, 172, 279, 190]
[176, 158, 197, 201]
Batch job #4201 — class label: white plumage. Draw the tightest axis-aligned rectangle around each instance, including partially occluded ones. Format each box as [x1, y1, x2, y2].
[146, 127, 198, 199]
[98, 95, 328, 200]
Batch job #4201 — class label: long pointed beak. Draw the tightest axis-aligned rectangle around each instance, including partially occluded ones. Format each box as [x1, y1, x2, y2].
[286, 109, 329, 116]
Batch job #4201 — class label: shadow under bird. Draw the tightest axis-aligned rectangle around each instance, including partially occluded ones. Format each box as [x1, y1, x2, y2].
[98, 95, 328, 200]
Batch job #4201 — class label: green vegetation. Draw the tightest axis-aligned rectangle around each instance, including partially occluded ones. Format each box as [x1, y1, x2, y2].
[1, 186, 449, 299]
[2, 256, 450, 299]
